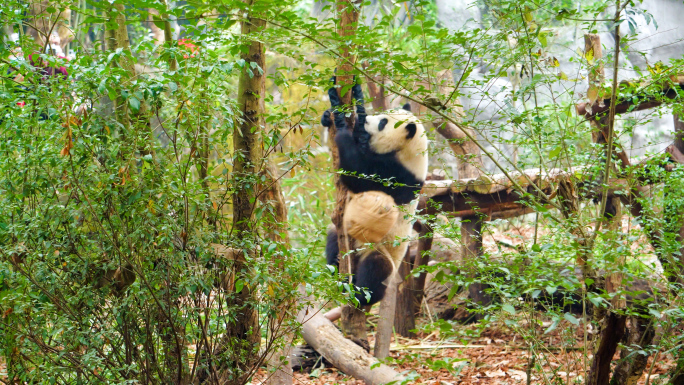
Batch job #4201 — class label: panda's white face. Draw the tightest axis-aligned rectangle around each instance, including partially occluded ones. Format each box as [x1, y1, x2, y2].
[364, 110, 429, 180]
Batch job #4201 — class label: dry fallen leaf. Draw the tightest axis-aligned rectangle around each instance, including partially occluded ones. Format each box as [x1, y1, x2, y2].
[484, 369, 506, 377]
[493, 359, 510, 367]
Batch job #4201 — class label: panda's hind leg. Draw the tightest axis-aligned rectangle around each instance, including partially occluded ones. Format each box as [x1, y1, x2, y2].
[325, 226, 339, 267]
[353, 251, 394, 307]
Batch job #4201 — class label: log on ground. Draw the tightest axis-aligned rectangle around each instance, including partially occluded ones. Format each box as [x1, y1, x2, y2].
[297, 287, 404, 385]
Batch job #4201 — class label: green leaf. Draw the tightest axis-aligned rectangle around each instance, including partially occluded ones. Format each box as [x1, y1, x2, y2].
[564, 312, 580, 325]
[502, 304, 516, 315]
[538, 32, 547, 47]
[544, 318, 559, 334]
[128, 96, 140, 113]
[235, 280, 244, 293]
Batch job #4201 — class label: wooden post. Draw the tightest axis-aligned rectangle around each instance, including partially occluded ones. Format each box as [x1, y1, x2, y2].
[461, 216, 489, 320]
[393, 250, 416, 337]
[412, 221, 434, 314]
[374, 270, 399, 359]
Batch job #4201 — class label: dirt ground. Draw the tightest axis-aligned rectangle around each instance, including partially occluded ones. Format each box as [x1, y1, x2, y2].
[252, 219, 674, 384]
[254, 320, 675, 385]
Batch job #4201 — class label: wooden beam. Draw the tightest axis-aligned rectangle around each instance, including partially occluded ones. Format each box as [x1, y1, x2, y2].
[576, 82, 684, 119]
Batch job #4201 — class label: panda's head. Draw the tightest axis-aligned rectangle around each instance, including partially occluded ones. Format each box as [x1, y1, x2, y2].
[363, 103, 427, 156]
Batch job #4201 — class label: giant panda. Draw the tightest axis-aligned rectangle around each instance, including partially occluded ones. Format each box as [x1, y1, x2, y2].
[323, 81, 429, 307]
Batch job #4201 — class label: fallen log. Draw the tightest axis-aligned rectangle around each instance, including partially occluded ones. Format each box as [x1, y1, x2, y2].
[296, 286, 404, 385]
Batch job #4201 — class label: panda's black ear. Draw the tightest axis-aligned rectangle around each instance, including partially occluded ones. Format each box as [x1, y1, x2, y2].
[402, 103, 412, 112]
[405, 122, 417, 139]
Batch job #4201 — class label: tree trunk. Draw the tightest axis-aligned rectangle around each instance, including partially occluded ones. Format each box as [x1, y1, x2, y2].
[225, 2, 265, 382]
[610, 315, 655, 385]
[105, 3, 136, 131]
[583, 29, 626, 385]
[332, 0, 367, 342]
[586, 313, 627, 385]
[27, 1, 74, 48]
[260, 161, 295, 385]
[665, 114, 684, 279]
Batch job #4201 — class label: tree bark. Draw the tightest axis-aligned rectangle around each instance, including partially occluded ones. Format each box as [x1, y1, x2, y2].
[260, 161, 295, 385]
[586, 313, 627, 385]
[105, 3, 136, 131]
[332, 0, 367, 342]
[664, 114, 684, 280]
[225, 3, 265, 382]
[611, 315, 655, 385]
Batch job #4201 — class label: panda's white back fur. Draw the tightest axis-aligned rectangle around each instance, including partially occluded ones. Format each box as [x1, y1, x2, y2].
[364, 110, 428, 182]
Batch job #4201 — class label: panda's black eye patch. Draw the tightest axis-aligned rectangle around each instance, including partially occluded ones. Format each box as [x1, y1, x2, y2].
[378, 118, 389, 131]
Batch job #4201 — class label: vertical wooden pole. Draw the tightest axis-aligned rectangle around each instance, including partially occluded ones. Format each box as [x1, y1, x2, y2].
[374, 269, 399, 359]
[412, 221, 434, 314]
[461, 216, 489, 320]
[393, 250, 416, 338]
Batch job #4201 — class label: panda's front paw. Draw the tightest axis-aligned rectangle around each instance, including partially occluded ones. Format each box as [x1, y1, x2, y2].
[321, 109, 333, 128]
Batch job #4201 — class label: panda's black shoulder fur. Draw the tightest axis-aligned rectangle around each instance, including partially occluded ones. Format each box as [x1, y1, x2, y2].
[336, 140, 423, 205]
[326, 83, 423, 205]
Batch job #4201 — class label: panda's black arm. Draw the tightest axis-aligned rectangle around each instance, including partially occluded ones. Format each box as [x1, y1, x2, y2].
[326, 79, 366, 131]
[335, 128, 366, 170]
[328, 87, 349, 131]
